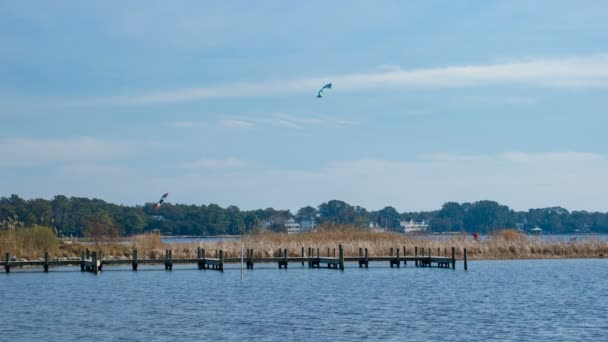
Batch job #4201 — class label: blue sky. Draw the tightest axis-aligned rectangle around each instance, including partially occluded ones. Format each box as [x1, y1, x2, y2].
[2, 1, 608, 212]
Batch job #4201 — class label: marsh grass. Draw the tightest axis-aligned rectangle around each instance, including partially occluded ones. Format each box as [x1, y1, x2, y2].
[3, 227, 608, 260]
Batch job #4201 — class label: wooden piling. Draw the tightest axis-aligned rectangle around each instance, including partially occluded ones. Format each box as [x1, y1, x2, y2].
[132, 250, 138, 271]
[339, 245, 344, 271]
[415, 247, 418, 267]
[80, 251, 85, 271]
[364, 248, 369, 268]
[165, 249, 173, 271]
[91, 251, 98, 273]
[4, 253, 10, 273]
[44, 251, 49, 272]
[308, 247, 312, 268]
[301, 247, 305, 266]
[219, 250, 224, 272]
[247, 249, 254, 269]
[464, 248, 468, 271]
[403, 246, 407, 266]
[451, 247, 456, 269]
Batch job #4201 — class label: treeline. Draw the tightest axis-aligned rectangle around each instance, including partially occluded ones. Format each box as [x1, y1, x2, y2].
[1, 195, 608, 236]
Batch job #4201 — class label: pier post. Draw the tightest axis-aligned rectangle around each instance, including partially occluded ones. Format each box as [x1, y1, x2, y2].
[364, 248, 369, 268]
[308, 247, 312, 268]
[197, 247, 202, 269]
[438, 248, 440, 257]
[464, 248, 468, 271]
[396, 247, 400, 268]
[44, 251, 49, 272]
[358, 248, 363, 268]
[339, 245, 344, 271]
[80, 251, 85, 271]
[4, 253, 9, 273]
[301, 247, 304, 266]
[421, 248, 425, 267]
[132, 250, 138, 271]
[415, 247, 418, 267]
[327, 248, 330, 257]
[202, 248, 207, 269]
[279, 248, 288, 269]
[165, 249, 173, 271]
[247, 249, 254, 269]
[91, 251, 98, 273]
[451, 247, 455, 269]
[219, 250, 224, 272]
[403, 246, 407, 266]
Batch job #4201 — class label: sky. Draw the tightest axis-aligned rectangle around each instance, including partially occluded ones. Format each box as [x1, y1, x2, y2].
[2, 1, 608, 212]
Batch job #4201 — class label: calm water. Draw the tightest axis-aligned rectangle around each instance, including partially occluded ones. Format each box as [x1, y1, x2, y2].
[2, 259, 607, 341]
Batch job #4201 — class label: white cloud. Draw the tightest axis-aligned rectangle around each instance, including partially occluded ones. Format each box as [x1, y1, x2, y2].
[4, 150, 608, 212]
[221, 119, 255, 128]
[162, 121, 206, 128]
[0, 137, 137, 168]
[163, 151, 608, 212]
[16, 54, 608, 109]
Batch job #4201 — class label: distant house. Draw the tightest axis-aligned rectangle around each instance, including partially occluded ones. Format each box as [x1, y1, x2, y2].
[300, 219, 316, 232]
[400, 220, 429, 233]
[285, 218, 301, 234]
[530, 226, 542, 235]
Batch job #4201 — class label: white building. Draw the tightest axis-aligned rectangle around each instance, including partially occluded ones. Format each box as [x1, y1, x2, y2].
[285, 218, 302, 234]
[300, 219, 316, 231]
[400, 220, 429, 233]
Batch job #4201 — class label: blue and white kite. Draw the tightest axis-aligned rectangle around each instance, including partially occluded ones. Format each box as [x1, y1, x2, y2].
[317, 83, 332, 98]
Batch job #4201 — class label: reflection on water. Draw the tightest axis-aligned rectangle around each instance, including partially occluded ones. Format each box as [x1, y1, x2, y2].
[2, 259, 607, 341]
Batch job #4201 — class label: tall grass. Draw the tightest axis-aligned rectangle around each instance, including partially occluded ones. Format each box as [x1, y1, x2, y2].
[0, 226, 59, 258]
[3, 228, 608, 260]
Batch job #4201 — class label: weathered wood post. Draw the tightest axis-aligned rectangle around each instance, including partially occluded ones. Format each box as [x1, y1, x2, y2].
[396, 247, 400, 268]
[219, 250, 224, 272]
[246, 249, 254, 269]
[132, 250, 138, 271]
[279, 248, 288, 269]
[44, 251, 49, 272]
[403, 246, 407, 266]
[438, 248, 441, 257]
[197, 247, 202, 269]
[358, 248, 363, 268]
[339, 244, 344, 271]
[165, 249, 173, 271]
[415, 247, 418, 267]
[91, 251, 98, 273]
[333, 248, 336, 257]
[464, 248, 468, 271]
[451, 247, 456, 269]
[421, 248, 425, 267]
[307, 247, 312, 268]
[98, 250, 103, 271]
[4, 253, 10, 273]
[327, 248, 330, 257]
[444, 248, 447, 257]
[301, 247, 305, 266]
[364, 248, 369, 268]
[80, 251, 85, 271]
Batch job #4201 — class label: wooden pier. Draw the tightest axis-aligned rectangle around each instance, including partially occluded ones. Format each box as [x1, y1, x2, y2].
[3, 246, 467, 273]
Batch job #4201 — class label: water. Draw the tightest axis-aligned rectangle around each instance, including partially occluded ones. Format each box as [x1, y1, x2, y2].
[2, 259, 607, 341]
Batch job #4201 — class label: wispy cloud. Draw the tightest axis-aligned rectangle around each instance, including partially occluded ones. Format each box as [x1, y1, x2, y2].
[221, 119, 255, 129]
[162, 121, 207, 128]
[180, 158, 249, 170]
[0, 137, 138, 168]
[22, 54, 608, 109]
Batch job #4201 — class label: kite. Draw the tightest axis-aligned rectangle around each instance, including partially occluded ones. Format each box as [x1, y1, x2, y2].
[155, 193, 169, 210]
[317, 83, 332, 98]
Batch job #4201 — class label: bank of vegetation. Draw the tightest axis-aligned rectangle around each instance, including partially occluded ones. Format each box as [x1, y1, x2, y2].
[2, 227, 607, 261]
[2, 194, 608, 237]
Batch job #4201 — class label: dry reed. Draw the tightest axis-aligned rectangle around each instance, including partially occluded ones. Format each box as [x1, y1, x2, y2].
[2, 228, 608, 260]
